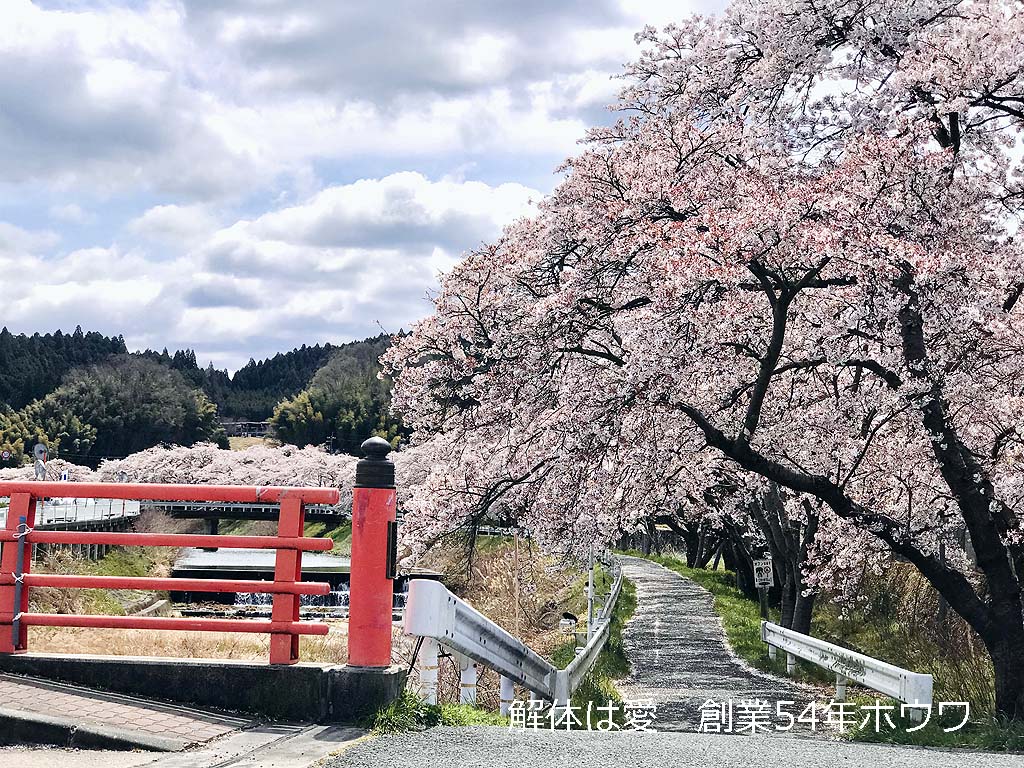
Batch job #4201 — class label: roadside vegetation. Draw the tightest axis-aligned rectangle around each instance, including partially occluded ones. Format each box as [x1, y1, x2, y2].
[625, 550, 1023, 752]
[372, 692, 507, 733]
[550, 567, 637, 717]
[379, 537, 635, 731]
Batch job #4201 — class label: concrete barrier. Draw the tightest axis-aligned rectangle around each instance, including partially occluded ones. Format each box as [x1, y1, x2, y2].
[0, 654, 405, 723]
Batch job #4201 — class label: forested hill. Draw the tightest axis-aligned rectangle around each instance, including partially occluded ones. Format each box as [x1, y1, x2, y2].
[0, 328, 403, 466]
[135, 342, 340, 419]
[0, 327, 349, 419]
[0, 327, 401, 422]
[0, 327, 128, 409]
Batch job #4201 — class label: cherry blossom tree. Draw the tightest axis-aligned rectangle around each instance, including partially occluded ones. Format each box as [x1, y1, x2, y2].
[385, 0, 1024, 718]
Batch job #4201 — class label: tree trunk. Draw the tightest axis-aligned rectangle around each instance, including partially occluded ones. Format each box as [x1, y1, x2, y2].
[682, 522, 699, 567]
[780, 572, 796, 629]
[792, 591, 815, 635]
[989, 636, 1024, 720]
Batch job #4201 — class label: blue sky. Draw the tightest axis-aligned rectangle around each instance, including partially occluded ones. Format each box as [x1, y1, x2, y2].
[0, 0, 723, 371]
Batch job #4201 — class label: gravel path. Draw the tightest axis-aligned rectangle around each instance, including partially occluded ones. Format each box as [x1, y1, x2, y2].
[329, 555, 1021, 768]
[616, 554, 816, 731]
[330, 726, 1024, 768]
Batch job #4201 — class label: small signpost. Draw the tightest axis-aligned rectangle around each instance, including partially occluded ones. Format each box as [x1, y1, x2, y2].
[0, 449, 10, 461]
[33, 443, 47, 481]
[753, 557, 774, 620]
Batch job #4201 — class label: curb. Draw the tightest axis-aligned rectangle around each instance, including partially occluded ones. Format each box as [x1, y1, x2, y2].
[0, 706, 187, 752]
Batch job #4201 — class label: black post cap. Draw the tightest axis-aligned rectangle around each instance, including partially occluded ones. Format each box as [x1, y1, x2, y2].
[354, 436, 395, 489]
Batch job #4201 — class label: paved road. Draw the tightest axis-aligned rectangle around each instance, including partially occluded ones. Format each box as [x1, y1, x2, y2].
[330, 726, 1024, 768]
[0, 725, 366, 768]
[331, 555, 1022, 768]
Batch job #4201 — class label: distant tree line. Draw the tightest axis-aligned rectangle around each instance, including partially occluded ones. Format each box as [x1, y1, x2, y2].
[0, 326, 127, 408]
[135, 342, 338, 420]
[0, 327, 405, 466]
[270, 335, 407, 454]
[0, 357, 227, 468]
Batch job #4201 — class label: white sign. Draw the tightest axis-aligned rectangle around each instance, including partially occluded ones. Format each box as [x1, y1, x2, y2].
[0, 450, 10, 461]
[753, 558, 774, 588]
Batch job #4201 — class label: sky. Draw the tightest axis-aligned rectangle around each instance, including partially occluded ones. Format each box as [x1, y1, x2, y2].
[0, 0, 723, 372]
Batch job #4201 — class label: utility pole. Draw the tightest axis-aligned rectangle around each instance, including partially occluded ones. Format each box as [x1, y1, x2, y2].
[587, 543, 595, 639]
[513, 532, 520, 635]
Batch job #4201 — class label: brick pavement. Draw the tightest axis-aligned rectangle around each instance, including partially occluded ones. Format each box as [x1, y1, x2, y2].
[0, 673, 252, 745]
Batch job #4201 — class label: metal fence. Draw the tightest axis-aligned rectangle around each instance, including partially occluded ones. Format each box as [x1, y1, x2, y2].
[404, 557, 624, 713]
[761, 620, 933, 720]
[0, 481, 338, 663]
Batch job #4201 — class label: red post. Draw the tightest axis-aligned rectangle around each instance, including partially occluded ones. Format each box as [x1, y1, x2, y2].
[0, 492, 36, 653]
[270, 497, 306, 664]
[347, 437, 396, 668]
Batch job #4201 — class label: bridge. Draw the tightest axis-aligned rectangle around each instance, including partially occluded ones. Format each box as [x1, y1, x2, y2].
[0, 439, 1018, 767]
[148, 500, 349, 523]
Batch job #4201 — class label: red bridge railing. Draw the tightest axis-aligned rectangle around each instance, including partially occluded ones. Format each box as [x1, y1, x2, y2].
[0, 481, 340, 664]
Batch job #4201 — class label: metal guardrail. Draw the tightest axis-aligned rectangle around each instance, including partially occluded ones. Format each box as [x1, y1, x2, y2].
[145, 500, 349, 522]
[405, 579, 558, 699]
[405, 557, 624, 714]
[0, 499, 141, 528]
[761, 621, 933, 718]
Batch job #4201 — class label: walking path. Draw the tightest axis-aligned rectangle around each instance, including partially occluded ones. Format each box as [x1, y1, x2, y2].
[616, 554, 815, 731]
[332, 555, 1023, 768]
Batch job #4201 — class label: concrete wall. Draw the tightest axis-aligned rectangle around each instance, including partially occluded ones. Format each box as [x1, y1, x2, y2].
[0, 654, 405, 724]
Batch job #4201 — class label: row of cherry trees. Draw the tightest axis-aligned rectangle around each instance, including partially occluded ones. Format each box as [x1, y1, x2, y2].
[383, 0, 1024, 718]
[0, 443, 433, 517]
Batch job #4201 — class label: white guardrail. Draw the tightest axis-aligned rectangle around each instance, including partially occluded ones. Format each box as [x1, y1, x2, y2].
[0, 498, 141, 527]
[761, 621, 933, 720]
[404, 559, 623, 714]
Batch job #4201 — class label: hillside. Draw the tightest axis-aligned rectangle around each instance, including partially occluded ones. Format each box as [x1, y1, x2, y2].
[0, 326, 128, 408]
[0, 328, 404, 465]
[135, 343, 338, 420]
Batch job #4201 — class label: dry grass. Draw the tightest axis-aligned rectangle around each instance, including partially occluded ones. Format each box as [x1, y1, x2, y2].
[825, 563, 997, 716]
[228, 437, 277, 450]
[24, 521, 584, 697]
[405, 535, 587, 709]
[29, 621, 359, 663]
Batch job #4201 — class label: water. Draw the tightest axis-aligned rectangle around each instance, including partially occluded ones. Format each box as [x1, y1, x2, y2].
[234, 585, 351, 608]
[233, 584, 408, 613]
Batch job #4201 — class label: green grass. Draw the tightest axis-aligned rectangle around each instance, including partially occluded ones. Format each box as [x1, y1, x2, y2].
[304, 521, 352, 551]
[550, 571, 638, 715]
[371, 691, 507, 733]
[86, 548, 154, 578]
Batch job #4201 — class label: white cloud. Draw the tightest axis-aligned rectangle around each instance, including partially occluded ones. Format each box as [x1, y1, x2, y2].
[49, 204, 89, 224]
[0, 0, 726, 371]
[0, 221, 60, 254]
[129, 204, 220, 245]
[0, 172, 539, 371]
[242, 171, 538, 248]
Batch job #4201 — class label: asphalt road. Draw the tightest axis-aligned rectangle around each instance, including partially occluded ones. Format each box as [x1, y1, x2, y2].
[330, 725, 1024, 768]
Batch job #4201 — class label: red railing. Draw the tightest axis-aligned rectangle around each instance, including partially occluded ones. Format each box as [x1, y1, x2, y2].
[0, 481, 340, 664]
